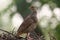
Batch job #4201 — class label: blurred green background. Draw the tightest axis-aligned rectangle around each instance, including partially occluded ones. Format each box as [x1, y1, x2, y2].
[0, 0, 60, 40]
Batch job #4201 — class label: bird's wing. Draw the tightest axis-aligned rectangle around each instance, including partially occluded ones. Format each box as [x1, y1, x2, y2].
[17, 15, 34, 33]
[24, 22, 37, 32]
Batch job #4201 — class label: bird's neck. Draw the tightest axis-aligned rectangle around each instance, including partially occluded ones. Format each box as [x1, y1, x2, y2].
[32, 10, 37, 14]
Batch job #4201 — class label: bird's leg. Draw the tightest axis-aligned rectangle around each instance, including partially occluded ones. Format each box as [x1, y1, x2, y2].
[27, 33, 33, 40]
[27, 33, 30, 39]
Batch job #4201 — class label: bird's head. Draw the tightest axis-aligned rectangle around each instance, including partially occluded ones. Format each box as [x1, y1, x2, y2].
[29, 6, 37, 13]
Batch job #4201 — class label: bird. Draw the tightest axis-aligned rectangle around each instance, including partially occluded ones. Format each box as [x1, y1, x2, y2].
[16, 6, 38, 37]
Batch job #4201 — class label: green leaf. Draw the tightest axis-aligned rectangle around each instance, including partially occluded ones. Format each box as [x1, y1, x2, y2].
[55, 23, 60, 40]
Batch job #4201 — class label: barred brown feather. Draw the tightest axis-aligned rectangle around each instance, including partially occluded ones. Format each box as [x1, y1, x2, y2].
[17, 6, 37, 36]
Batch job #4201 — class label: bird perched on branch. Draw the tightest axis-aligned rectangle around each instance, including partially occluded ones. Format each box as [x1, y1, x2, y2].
[17, 6, 38, 37]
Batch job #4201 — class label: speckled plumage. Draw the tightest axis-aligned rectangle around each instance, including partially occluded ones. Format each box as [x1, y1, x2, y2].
[17, 6, 37, 36]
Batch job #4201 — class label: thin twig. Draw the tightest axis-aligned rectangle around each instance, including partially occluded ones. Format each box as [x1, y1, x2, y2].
[0, 29, 17, 38]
